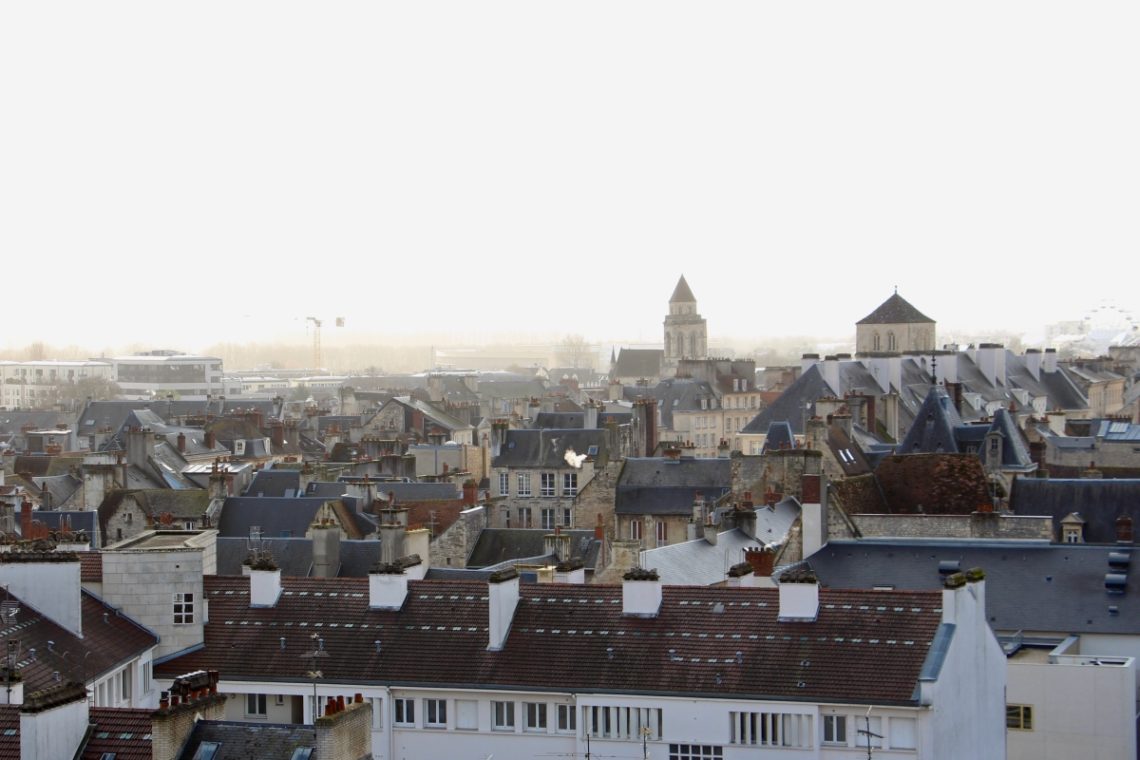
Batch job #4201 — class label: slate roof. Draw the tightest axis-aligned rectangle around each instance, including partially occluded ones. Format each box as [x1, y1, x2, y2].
[741, 365, 830, 436]
[670, 275, 696, 303]
[898, 388, 1035, 471]
[177, 720, 315, 760]
[0, 584, 158, 694]
[856, 292, 934, 325]
[215, 537, 383, 577]
[611, 349, 663, 380]
[761, 421, 795, 453]
[216, 497, 372, 540]
[1010, 478, 1140, 543]
[616, 457, 732, 516]
[475, 379, 549, 400]
[532, 412, 585, 429]
[639, 378, 718, 430]
[29, 473, 82, 507]
[246, 469, 302, 498]
[492, 429, 608, 469]
[805, 539, 1139, 636]
[643, 517, 798, 586]
[157, 575, 944, 706]
[466, 529, 601, 569]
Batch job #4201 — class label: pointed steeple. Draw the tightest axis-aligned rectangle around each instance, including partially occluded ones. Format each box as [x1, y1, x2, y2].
[669, 275, 696, 304]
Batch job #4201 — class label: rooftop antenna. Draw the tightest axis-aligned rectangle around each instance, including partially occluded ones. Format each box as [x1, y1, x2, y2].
[858, 706, 883, 759]
[301, 632, 329, 732]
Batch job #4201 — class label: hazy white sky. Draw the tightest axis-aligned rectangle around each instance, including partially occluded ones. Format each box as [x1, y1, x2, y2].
[2, 1, 1137, 353]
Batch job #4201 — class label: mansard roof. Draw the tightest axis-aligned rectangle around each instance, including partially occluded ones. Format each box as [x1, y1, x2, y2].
[857, 292, 934, 325]
[669, 275, 696, 303]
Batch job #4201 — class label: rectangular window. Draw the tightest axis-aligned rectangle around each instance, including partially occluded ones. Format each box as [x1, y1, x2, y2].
[630, 520, 642, 541]
[541, 508, 556, 530]
[730, 711, 812, 748]
[540, 472, 556, 497]
[173, 592, 194, 624]
[371, 698, 384, 730]
[120, 668, 131, 701]
[394, 698, 415, 726]
[556, 704, 576, 733]
[822, 714, 846, 744]
[517, 473, 532, 497]
[246, 693, 267, 717]
[563, 507, 572, 527]
[524, 702, 547, 732]
[492, 700, 515, 731]
[656, 521, 668, 544]
[498, 471, 509, 496]
[424, 698, 447, 728]
[519, 507, 532, 528]
[455, 699, 478, 730]
[142, 661, 152, 695]
[563, 472, 578, 497]
[1006, 704, 1033, 731]
[669, 746, 723, 760]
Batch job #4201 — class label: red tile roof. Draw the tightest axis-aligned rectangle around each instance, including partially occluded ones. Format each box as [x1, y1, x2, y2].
[85, 708, 153, 760]
[158, 576, 943, 705]
[80, 551, 103, 583]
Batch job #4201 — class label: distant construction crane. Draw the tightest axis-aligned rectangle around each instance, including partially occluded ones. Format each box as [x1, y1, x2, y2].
[306, 316, 345, 371]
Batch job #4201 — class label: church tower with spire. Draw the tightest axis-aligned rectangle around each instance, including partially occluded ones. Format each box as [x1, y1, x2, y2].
[663, 275, 708, 370]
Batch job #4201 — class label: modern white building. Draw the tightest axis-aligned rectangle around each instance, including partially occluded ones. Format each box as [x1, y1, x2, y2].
[0, 359, 114, 408]
[111, 350, 225, 398]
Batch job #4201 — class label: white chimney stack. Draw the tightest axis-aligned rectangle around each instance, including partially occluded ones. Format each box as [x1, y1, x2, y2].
[369, 565, 409, 610]
[487, 567, 521, 651]
[778, 569, 819, 622]
[622, 568, 662, 617]
[249, 566, 282, 608]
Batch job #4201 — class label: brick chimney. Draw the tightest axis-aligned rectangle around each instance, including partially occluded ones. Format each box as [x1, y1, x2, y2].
[800, 473, 826, 559]
[369, 562, 408, 610]
[462, 479, 478, 506]
[176, 432, 186, 454]
[544, 525, 571, 562]
[1117, 516, 1134, 545]
[152, 671, 226, 760]
[726, 561, 762, 588]
[487, 566, 520, 651]
[311, 523, 341, 579]
[621, 567, 662, 617]
[743, 545, 776, 588]
[777, 568, 819, 622]
[204, 429, 216, 450]
[315, 696, 373, 760]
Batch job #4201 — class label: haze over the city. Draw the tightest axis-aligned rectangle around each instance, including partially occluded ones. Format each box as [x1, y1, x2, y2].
[2, 1, 1136, 355]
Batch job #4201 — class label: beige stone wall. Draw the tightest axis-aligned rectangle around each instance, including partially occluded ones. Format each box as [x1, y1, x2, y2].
[430, 505, 488, 569]
[316, 700, 373, 760]
[852, 512, 1054, 541]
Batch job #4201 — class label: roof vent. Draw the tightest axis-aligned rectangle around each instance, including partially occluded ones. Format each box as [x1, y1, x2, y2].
[1105, 573, 1127, 595]
[1108, 551, 1130, 570]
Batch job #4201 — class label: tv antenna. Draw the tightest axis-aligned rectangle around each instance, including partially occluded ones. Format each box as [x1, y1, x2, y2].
[857, 706, 883, 759]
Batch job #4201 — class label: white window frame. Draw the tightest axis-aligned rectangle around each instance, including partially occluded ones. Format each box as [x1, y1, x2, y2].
[556, 703, 576, 733]
[245, 693, 267, 718]
[562, 472, 578, 497]
[424, 698, 447, 729]
[492, 700, 516, 731]
[656, 520, 668, 544]
[630, 520, 642, 541]
[394, 697, 415, 727]
[524, 701, 547, 732]
[822, 714, 846, 745]
[517, 472, 532, 497]
[541, 507, 556, 530]
[173, 592, 194, 624]
[498, 471, 509, 496]
[540, 472, 556, 497]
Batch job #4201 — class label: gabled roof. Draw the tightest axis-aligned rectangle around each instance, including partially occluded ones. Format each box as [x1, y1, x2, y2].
[611, 349, 663, 380]
[761, 421, 796, 453]
[643, 510, 798, 586]
[0, 586, 157, 695]
[640, 378, 717, 430]
[466, 529, 602, 569]
[216, 497, 371, 540]
[898, 387, 963, 454]
[157, 575, 944, 706]
[856, 292, 934, 325]
[177, 720, 315, 760]
[616, 457, 732, 515]
[245, 468, 302, 498]
[492, 429, 608, 469]
[669, 275, 696, 303]
[742, 365, 830, 436]
[532, 412, 585, 429]
[216, 537, 382, 577]
[806, 540, 1138, 636]
[84, 708, 154, 760]
[1010, 478, 1140, 543]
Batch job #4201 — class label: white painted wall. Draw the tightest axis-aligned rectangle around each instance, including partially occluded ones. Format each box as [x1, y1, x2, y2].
[0, 558, 82, 636]
[1008, 655, 1135, 760]
[101, 548, 204, 659]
